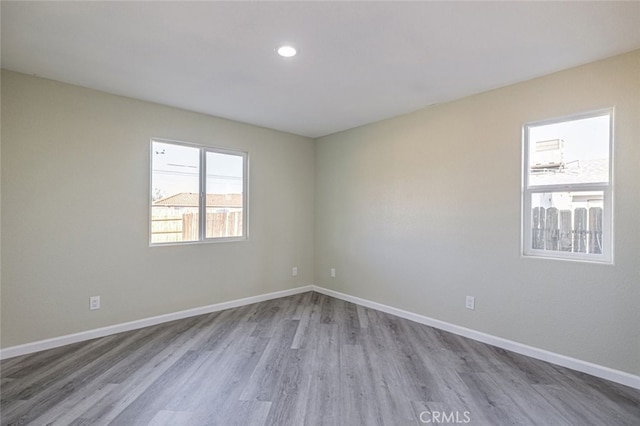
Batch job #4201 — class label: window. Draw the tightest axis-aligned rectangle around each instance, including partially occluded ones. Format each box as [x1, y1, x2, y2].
[522, 109, 613, 263]
[150, 138, 247, 245]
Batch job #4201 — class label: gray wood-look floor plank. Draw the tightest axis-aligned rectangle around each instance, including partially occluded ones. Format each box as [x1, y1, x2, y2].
[56, 313, 241, 425]
[480, 361, 574, 426]
[339, 343, 382, 426]
[2, 291, 640, 425]
[290, 292, 311, 321]
[239, 320, 299, 402]
[164, 323, 261, 412]
[262, 343, 309, 426]
[1, 333, 122, 401]
[359, 321, 420, 425]
[183, 335, 270, 425]
[1, 325, 174, 423]
[29, 383, 120, 426]
[397, 320, 492, 425]
[146, 410, 194, 426]
[303, 323, 341, 426]
[97, 350, 209, 426]
[459, 371, 535, 425]
[355, 304, 369, 329]
[290, 306, 312, 350]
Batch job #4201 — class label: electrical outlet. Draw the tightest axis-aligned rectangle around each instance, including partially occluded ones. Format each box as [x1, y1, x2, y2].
[330, 268, 336, 278]
[292, 266, 298, 277]
[465, 296, 475, 310]
[90, 296, 101, 310]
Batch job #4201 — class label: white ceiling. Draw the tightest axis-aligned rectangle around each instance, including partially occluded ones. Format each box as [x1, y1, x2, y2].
[2, 1, 640, 138]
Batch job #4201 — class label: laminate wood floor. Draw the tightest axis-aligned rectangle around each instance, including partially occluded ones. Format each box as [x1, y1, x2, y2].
[1, 292, 639, 425]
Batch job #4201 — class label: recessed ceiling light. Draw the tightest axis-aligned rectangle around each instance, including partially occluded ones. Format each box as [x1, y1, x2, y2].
[276, 45, 297, 58]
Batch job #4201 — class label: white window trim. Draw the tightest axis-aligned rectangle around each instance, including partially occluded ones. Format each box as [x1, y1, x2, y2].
[521, 108, 614, 264]
[149, 138, 249, 246]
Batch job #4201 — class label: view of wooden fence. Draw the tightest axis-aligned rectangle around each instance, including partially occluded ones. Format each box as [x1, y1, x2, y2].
[154, 207, 602, 250]
[151, 211, 243, 243]
[532, 207, 602, 254]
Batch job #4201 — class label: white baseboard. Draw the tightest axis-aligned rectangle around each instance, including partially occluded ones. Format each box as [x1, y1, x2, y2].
[2, 283, 638, 391]
[310, 285, 640, 390]
[0, 285, 313, 361]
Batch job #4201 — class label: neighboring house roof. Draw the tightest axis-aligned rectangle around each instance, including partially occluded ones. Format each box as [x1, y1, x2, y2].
[529, 158, 608, 186]
[153, 192, 242, 208]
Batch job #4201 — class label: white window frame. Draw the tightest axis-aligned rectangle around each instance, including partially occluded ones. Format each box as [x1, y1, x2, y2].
[521, 108, 614, 263]
[149, 138, 249, 246]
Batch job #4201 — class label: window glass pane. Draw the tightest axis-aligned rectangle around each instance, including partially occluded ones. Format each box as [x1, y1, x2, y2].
[528, 114, 610, 186]
[151, 142, 200, 243]
[530, 191, 604, 254]
[205, 152, 244, 238]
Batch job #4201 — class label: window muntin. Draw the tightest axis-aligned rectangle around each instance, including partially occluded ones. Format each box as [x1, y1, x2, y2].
[150, 139, 247, 245]
[522, 110, 612, 263]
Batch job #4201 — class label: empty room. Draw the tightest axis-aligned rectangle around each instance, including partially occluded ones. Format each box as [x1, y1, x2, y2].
[1, 1, 640, 425]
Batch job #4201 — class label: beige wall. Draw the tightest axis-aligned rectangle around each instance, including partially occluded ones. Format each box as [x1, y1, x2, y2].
[315, 50, 640, 375]
[1, 70, 315, 347]
[2, 51, 639, 377]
